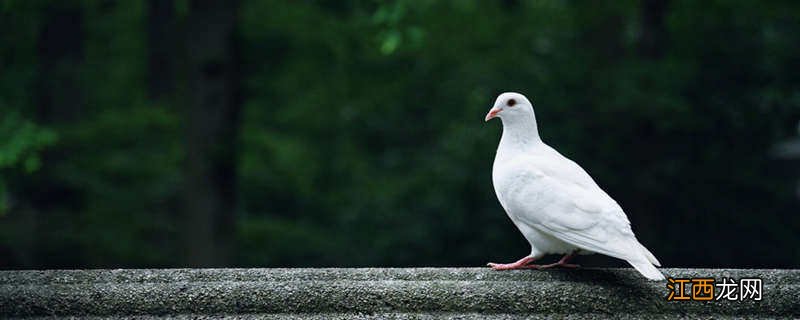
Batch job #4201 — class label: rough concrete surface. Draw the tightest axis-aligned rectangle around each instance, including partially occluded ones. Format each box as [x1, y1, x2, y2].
[1, 268, 798, 319]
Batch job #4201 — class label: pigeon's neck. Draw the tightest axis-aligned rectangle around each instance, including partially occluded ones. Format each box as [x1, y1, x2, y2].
[499, 114, 542, 152]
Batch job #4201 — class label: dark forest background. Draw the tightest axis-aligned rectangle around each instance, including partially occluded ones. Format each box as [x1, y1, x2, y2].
[1, 0, 799, 269]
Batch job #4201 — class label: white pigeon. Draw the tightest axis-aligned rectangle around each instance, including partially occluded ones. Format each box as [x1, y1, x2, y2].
[484, 92, 664, 281]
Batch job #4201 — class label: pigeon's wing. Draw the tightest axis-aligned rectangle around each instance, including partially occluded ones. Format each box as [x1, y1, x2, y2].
[504, 157, 643, 262]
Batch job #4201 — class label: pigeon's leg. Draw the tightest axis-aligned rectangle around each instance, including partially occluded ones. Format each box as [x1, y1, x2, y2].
[536, 251, 580, 269]
[486, 256, 541, 270]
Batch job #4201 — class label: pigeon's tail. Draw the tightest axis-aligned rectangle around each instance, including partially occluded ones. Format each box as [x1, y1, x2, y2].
[627, 259, 665, 281]
[638, 243, 661, 267]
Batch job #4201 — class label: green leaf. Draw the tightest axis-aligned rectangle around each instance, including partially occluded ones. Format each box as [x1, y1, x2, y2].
[380, 31, 401, 55]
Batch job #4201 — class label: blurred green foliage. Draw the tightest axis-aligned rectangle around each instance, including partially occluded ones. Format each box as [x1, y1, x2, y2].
[0, 113, 57, 214]
[1, 0, 799, 269]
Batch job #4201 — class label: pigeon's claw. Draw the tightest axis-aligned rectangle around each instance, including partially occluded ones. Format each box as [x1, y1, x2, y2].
[535, 252, 580, 269]
[487, 262, 541, 270]
[486, 256, 539, 271]
[535, 262, 581, 270]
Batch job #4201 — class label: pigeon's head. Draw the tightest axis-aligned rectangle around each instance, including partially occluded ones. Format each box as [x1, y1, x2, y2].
[484, 92, 534, 122]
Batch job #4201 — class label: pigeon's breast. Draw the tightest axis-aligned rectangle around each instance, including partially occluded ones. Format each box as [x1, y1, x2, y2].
[492, 155, 547, 220]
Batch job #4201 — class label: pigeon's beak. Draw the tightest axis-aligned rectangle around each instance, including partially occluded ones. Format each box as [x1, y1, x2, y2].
[485, 107, 501, 122]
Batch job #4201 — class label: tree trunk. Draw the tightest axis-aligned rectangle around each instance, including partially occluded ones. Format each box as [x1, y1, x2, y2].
[36, 3, 85, 122]
[181, 0, 242, 267]
[146, 0, 176, 101]
[27, 3, 86, 268]
[638, 0, 669, 59]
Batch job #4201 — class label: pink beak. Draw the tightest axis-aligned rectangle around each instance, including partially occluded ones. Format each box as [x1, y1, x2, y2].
[485, 108, 501, 122]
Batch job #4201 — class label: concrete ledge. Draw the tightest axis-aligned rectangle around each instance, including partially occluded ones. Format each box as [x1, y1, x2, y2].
[1, 268, 798, 318]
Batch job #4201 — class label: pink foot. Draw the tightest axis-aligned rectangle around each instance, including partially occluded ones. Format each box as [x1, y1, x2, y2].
[536, 252, 580, 269]
[535, 262, 581, 269]
[486, 256, 539, 270]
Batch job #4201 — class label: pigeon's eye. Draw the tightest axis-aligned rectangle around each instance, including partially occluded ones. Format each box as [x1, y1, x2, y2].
[506, 99, 517, 107]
